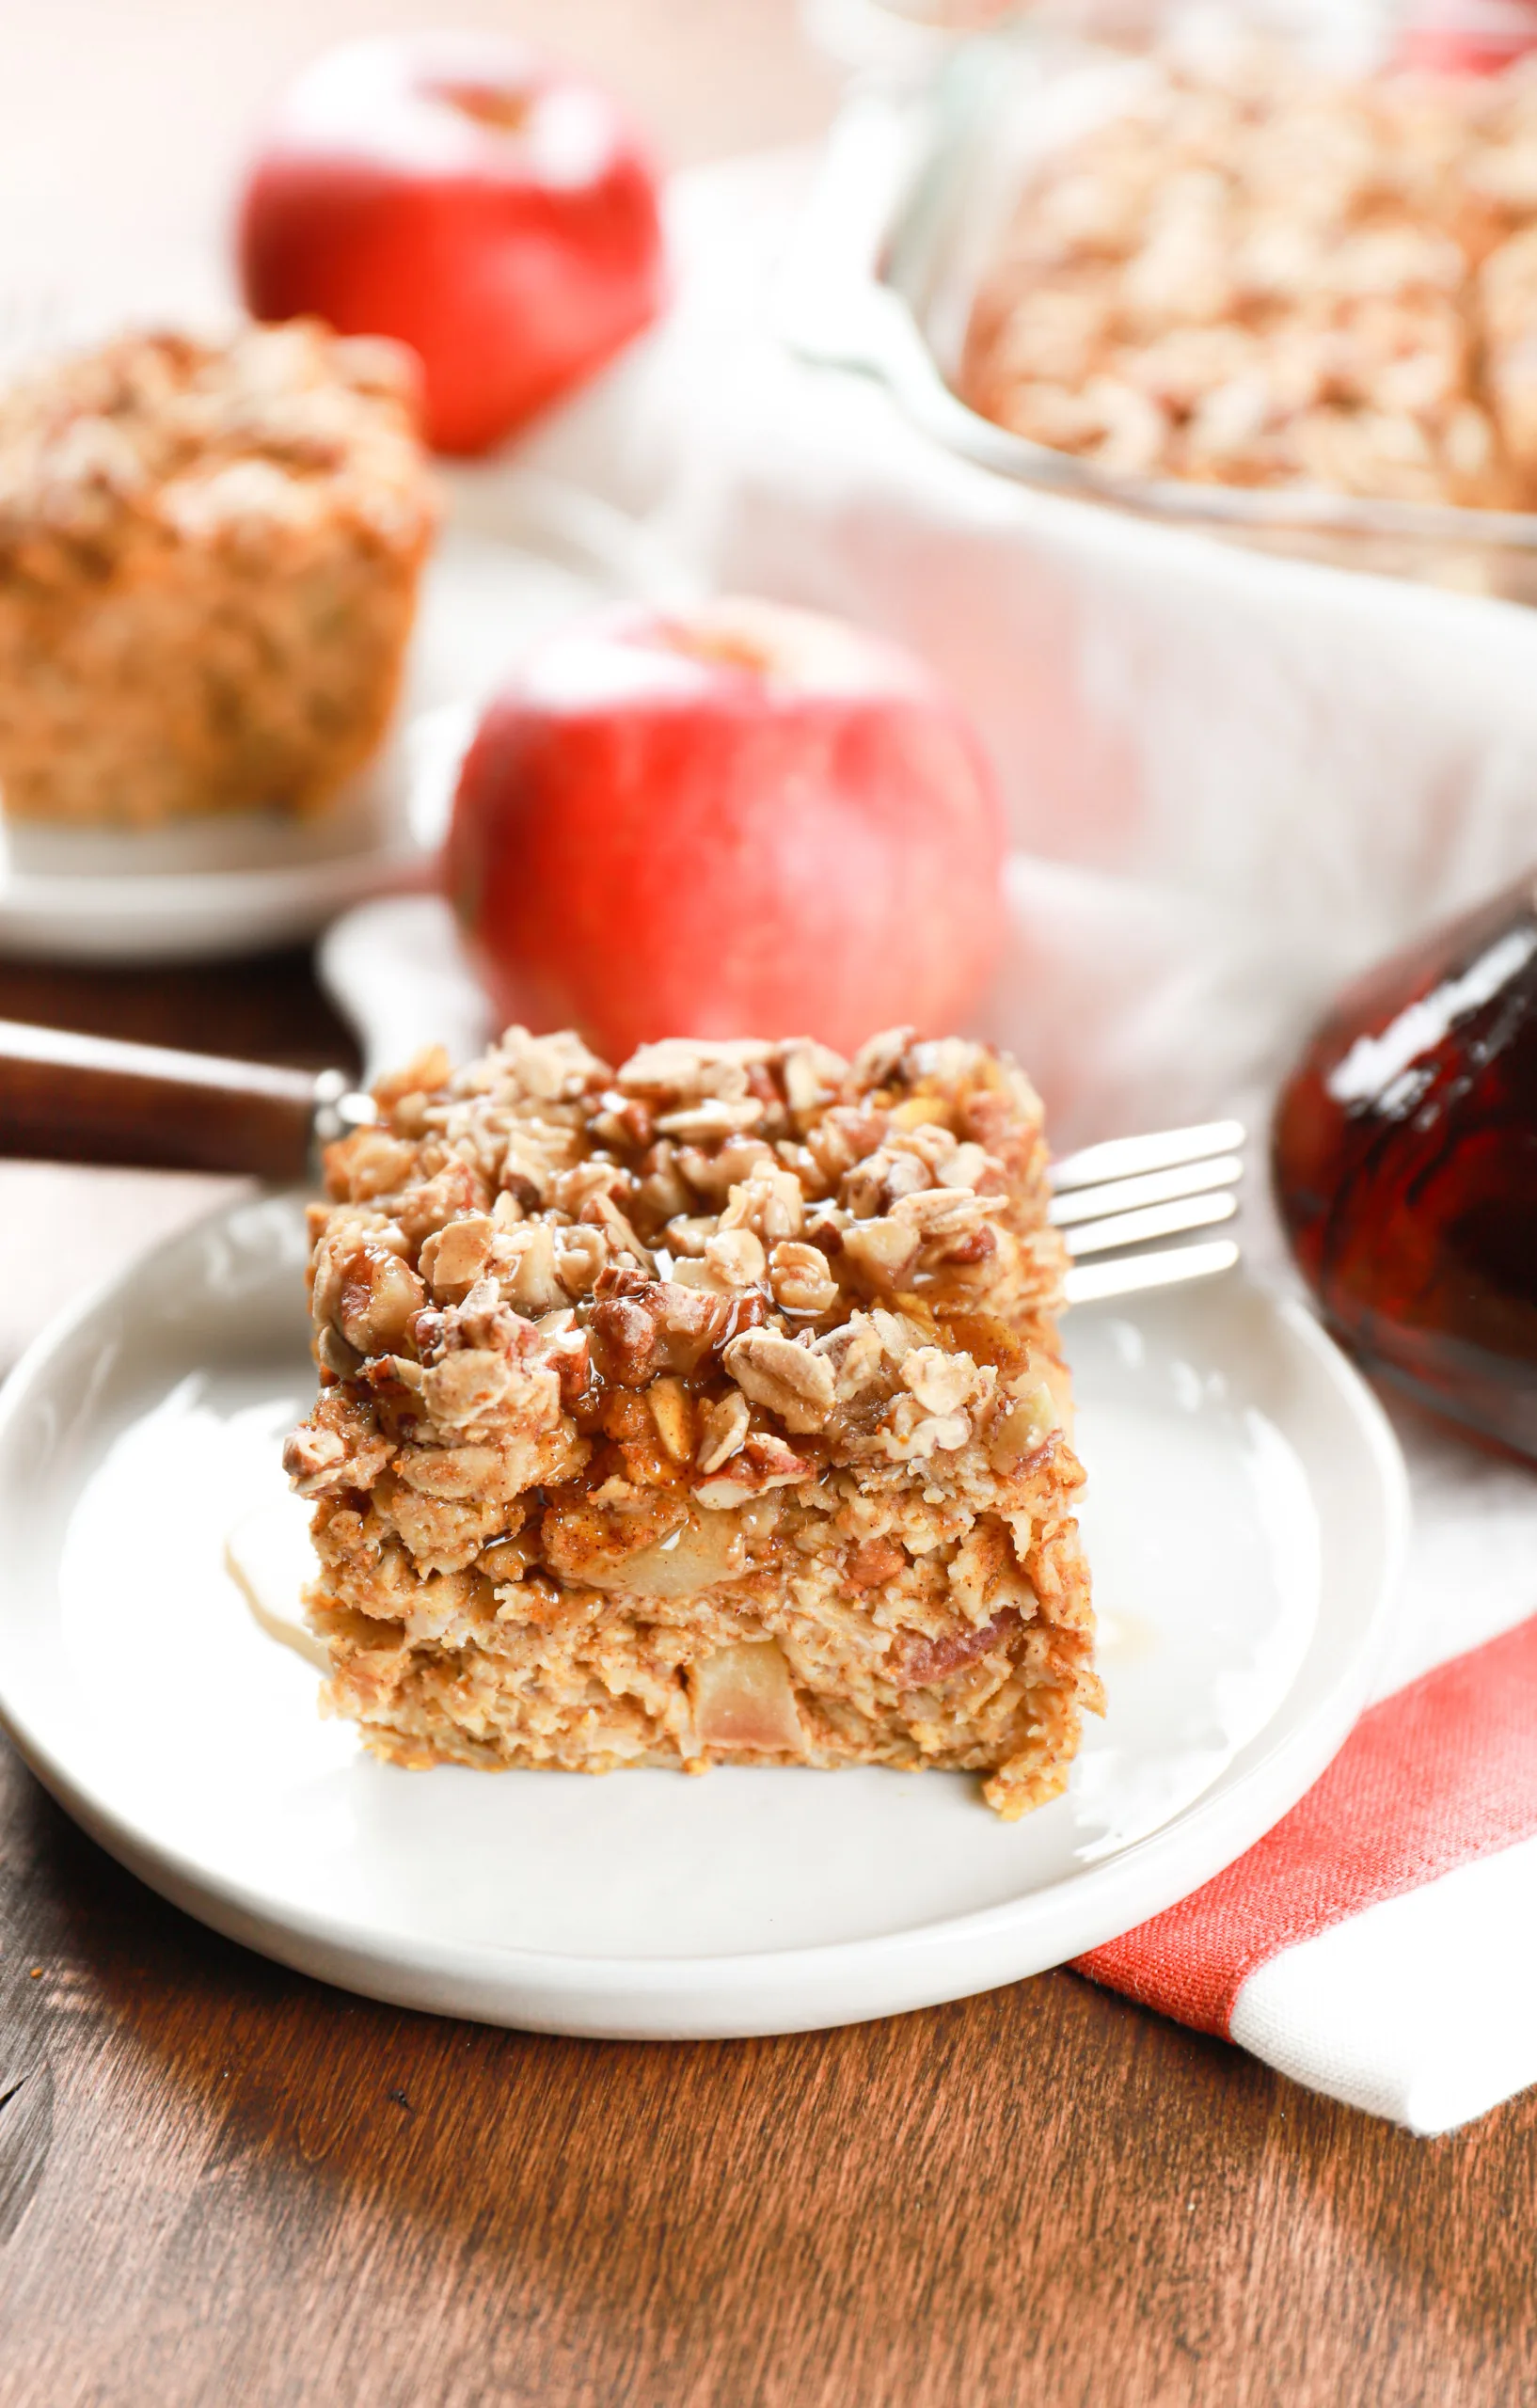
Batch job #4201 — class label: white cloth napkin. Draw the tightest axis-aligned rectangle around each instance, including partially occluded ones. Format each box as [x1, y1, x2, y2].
[489, 152, 1537, 2130]
[521, 152, 1537, 1148]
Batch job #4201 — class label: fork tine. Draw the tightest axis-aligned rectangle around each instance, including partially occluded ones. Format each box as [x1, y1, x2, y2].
[1061, 1190, 1239, 1258]
[1049, 1152, 1244, 1227]
[1051, 1117, 1247, 1302]
[1050, 1119, 1246, 1193]
[1064, 1237, 1241, 1304]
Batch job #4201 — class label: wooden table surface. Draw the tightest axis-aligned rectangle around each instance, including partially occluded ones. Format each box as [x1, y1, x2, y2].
[2, 7, 1535, 2403]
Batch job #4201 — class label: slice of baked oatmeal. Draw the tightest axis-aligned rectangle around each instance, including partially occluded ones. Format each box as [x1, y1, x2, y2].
[0, 321, 436, 825]
[284, 1027, 1100, 1819]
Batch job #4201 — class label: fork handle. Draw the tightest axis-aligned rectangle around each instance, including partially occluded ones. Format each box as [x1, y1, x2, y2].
[0, 1019, 372, 1182]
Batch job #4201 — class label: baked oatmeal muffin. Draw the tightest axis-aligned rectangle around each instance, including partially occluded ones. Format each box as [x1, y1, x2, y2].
[284, 1026, 1099, 1822]
[0, 321, 436, 826]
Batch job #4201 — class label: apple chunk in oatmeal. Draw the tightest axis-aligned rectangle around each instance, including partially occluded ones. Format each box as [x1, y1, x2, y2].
[283, 1026, 1099, 1819]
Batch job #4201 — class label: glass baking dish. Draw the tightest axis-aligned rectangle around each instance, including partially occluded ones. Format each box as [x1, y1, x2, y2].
[779, 17, 1537, 604]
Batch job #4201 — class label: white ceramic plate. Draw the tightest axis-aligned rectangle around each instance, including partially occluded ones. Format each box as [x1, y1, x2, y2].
[0, 1192, 1407, 2038]
[0, 472, 690, 964]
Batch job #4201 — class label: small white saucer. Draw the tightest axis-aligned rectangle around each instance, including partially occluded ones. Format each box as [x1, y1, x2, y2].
[0, 1192, 1407, 2038]
[0, 473, 689, 964]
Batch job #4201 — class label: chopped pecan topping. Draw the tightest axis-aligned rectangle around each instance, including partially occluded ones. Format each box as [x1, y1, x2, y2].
[718, 1169, 804, 1243]
[498, 1027, 607, 1101]
[587, 1293, 660, 1389]
[657, 1280, 737, 1369]
[397, 1161, 487, 1245]
[943, 1226, 999, 1268]
[290, 1023, 1064, 1555]
[694, 1432, 815, 1509]
[325, 1128, 417, 1203]
[585, 1264, 734, 1387]
[330, 1239, 426, 1359]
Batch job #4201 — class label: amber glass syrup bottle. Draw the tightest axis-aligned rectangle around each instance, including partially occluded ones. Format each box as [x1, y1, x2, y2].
[1273, 877, 1537, 1463]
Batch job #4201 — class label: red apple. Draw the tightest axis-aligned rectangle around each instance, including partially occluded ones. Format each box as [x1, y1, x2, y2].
[445, 597, 1007, 1062]
[1399, 2, 1537, 71]
[237, 34, 666, 455]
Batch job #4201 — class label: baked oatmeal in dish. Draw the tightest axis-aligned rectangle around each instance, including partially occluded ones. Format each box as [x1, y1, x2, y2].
[284, 1028, 1099, 1820]
[960, 51, 1537, 509]
[0, 321, 436, 825]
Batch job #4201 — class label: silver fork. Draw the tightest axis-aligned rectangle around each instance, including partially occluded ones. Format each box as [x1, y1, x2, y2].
[1051, 1120, 1244, 1304]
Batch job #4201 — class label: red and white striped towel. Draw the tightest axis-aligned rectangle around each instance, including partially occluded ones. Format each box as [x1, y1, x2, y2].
[1076, 1422, 1537, 2133]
